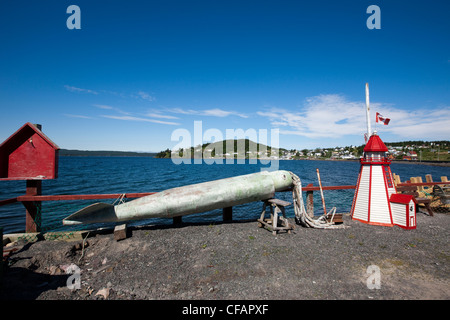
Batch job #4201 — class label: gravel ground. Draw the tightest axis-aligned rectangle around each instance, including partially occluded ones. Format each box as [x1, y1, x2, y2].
[1, 212, 449, 301]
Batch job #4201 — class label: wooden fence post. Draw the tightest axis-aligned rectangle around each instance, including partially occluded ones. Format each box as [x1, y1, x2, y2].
[306, 183, 314, 218]
[23, 180, 42, 233]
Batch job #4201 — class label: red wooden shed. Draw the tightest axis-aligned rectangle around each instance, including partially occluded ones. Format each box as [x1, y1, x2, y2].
[0, 123, 60, 232]
[0, 122, 59, 180]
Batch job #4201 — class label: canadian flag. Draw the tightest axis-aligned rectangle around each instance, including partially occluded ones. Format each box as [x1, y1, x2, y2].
[376, 112, 390, 125]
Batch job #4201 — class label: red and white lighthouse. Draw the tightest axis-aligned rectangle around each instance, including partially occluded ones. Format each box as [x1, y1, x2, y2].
[351, 83, 397, 226]
[351, 84, 417, 229]
[351, 132, 397, 226]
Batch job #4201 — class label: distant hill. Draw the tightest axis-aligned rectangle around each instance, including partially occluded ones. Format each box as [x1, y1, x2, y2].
[155, 139, 287, 158]
[59, 149, 157, 157]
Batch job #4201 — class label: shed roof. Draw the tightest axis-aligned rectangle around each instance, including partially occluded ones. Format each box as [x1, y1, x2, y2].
[0, 122, 59, 152]
[390, 193, 417, 204]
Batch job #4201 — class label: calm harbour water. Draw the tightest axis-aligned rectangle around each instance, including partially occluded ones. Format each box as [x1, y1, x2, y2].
[0, 157, 449, 234]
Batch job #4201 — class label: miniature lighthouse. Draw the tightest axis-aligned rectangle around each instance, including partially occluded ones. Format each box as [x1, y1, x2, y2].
[351, 84, 397, 226]
[351, 132, 397, 226]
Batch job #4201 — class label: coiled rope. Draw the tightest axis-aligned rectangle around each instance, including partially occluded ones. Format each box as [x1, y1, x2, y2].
[289, 171, 347, 229]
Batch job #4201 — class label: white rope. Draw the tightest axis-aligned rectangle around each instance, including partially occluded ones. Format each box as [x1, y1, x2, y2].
[289, 171, 347, 229]
[112, 193, 126, 206]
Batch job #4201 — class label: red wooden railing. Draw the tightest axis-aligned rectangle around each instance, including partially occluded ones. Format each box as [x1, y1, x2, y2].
[0, 181, 447, 233]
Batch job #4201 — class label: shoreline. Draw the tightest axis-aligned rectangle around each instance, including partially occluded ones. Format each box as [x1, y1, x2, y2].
[66, 154, 449, 167]
[289, 158, 450, 167]
[389, 160, 450, 167]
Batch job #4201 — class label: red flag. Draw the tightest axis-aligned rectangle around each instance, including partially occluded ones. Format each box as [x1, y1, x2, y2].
[376, 112, 390, 125]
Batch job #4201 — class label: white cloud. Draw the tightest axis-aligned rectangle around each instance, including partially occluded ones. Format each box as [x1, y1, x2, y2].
[376, 106, 450, 140]
[64, 114, 93, 119]
[97, 105, 180, 125]
[92, 104, 114, 110]
[137, 91, 156, 102]
[65, 86, 156, 102]
[167, 108, 198, 115]
[167, 107, 248, 118]
[257, 94, 450, 141]
[202, 108, 248, 118]
[145, 112, 179, 120]
[258, 94, 368, 138]
[102, 115, 180, 126]
[145, 109, 179, 119]
[64, 85, 98, 95]
[93, 104, 131, 115]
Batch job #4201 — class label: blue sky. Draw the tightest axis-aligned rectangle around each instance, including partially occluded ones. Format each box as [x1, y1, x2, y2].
[1, 0, 449, 152]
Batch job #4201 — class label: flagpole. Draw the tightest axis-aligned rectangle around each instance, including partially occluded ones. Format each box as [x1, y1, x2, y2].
[374, 112, 377, 133]
[365, 83, 372, 137]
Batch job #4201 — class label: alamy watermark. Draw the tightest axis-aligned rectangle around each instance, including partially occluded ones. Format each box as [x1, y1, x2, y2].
[170, 121, 280, 171]
[366, 5, 381, 30]
[366, 265, 381, 290]
[66, 5, 380, 31]
[65, 263, 81, 290]
[66, 5, 81, 30]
